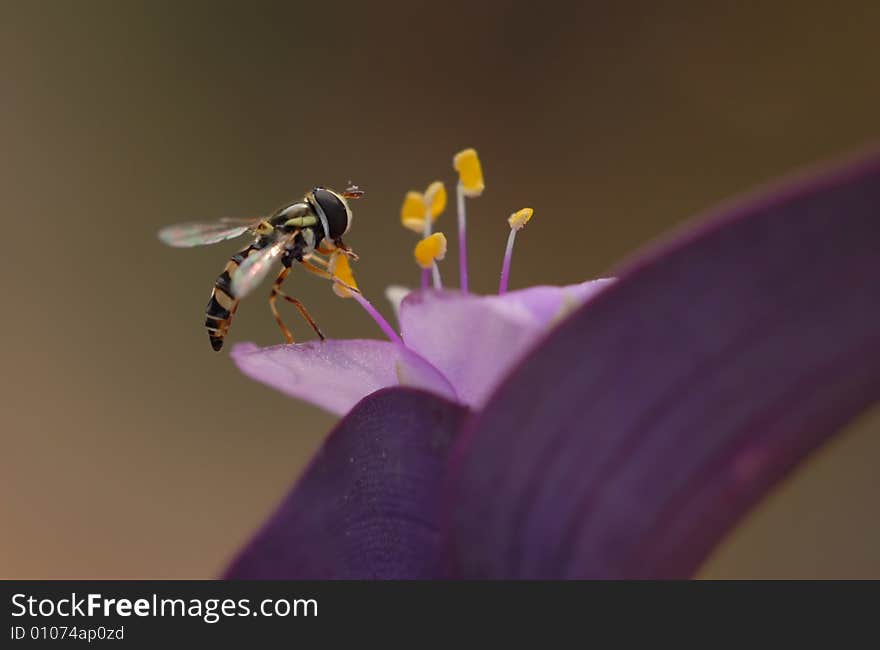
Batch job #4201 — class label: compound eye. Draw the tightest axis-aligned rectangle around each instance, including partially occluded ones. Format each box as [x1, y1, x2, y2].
[313, 188, 350, 240]
[342, 204, 353, 236]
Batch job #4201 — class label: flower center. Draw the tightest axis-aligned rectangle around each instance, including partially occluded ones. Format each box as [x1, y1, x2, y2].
[327, 147, 534, 343]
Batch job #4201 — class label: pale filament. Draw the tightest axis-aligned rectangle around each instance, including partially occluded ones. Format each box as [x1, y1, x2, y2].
[498, 228, 517, 294]
[456, 183, 469, 294]
[421, 203, 432, 290]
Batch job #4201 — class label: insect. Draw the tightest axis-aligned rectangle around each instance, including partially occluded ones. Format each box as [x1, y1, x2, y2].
[159, 185, 364, 351]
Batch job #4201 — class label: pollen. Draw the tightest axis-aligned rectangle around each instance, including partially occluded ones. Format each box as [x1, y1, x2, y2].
[508, 207, 534, 230]
[330, 253, 359, 298]
[425, 181, 447, 218]
[453, 148, 485, 197]
[401, 182, 446, 234]
[414, 232, 448, 269]
[401, 191, 427, 233]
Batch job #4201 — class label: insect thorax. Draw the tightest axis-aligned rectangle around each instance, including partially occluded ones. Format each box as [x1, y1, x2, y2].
[266, 201, 323, 264]
[276, 228, 316, 268]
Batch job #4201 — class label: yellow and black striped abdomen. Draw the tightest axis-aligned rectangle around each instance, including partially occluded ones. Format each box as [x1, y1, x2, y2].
[205, 243, 261, 351]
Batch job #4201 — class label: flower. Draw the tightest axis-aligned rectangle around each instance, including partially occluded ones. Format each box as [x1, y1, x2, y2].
[232, 148, 613, 413]
[224, 147, 880, 579]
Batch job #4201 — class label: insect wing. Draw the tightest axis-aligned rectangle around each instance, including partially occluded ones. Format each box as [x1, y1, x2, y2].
[158, 219, 257, 248]
[230, 239, 287, 299]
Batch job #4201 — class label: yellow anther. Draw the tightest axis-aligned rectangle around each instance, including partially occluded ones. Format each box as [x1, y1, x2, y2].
[424, 181, 447, 218]
[414, 232, 447, 269]
[330, 253, 359, 298]
[508, 207, 534, 230]
[402, 183, 447, 233]
[453, 148, 485, 197]
[401, 190, 427, 233]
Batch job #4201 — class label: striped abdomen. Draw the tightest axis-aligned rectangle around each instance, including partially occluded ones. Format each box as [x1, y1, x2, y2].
[205, 242, 263, 351]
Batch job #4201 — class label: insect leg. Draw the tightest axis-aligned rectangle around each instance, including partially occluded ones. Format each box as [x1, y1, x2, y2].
[299, 258, 335, 281]
[282, 295, 326, 341]
[270, 267, 326, 342]
[269, 268, 296, 343]
[303, 253, 329, 267]
[300, 259, 360, 295]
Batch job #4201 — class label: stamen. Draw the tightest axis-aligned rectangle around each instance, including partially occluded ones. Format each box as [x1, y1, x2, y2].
[401, 191, 427, 233]
[402, 183, 447, 289]
[401, 183, 446, 234]
[384, 285, 411, 324]
[329, 253, 358, 298]
[453, 148, 484, 294]
[400, 191, 431, 288]
[351, 291, 404, 345]
[421, 183, 442, 288]
[414, 232, 447, 290]
[455, 183, 467, 293]
[329, 252, 403, 344]
[498, 208, 533, 295]
[424, 181, 447, 225]
[421, 189, 430, 289]
[508, 207, 534, 230]
[454, 148, 485, 196]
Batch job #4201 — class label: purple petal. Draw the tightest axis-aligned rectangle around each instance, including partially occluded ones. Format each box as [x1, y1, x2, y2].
[399, 281, 612, 407]
[231, 339, 457, 415]
[445, 150, 880, 578]
[224, 387, 468, 579]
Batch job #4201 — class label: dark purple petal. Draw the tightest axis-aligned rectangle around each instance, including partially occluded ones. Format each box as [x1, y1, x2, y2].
[445, 150, 880, 578]
[225, 387, 467, 579]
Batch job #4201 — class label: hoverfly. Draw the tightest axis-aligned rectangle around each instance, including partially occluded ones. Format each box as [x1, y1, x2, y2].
[159, 185, 364, 351]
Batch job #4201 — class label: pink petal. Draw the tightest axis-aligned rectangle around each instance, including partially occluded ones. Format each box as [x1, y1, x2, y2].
[399, 281, 612, 407]
[231, 340, 457, 416]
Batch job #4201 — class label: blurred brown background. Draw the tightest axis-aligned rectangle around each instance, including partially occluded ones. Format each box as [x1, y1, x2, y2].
[1, 0, 877, 578]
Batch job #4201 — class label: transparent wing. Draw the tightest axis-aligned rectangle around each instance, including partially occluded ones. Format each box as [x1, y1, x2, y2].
[230, 237, 291, 299]
[157, 218, 259, 248]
